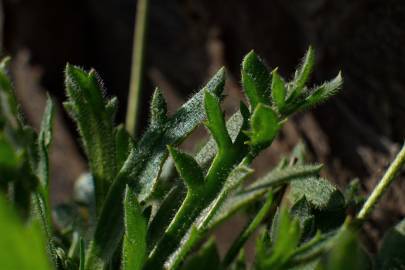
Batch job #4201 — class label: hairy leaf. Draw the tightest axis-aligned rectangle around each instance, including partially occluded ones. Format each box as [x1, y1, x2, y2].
[65, 65, 118, 212]
[85, 68, 225, 270]
[242, 51, 271, 109]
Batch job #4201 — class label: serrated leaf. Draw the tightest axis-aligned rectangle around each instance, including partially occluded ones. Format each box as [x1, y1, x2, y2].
[169, 146, 204, 189]
[122, 186, 147, 270]
[376, 218, 405, 270]
[181, 238, 222, 270]
[242, 51, 271, 109]
[86, 68, 225, 270]
[248, 103, 280, 152]
[271, 68, 286, 111]
[204, 91, 232, 149]
[0, 196, 51, 270]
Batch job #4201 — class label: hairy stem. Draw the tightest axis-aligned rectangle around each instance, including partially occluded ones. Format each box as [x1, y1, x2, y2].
[357, 143, 405, 220]
[126, 0, 150, 136]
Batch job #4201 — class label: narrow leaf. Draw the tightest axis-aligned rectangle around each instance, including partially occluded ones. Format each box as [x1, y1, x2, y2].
[122, 186, 147, 270]
[150, 87, 168, 127]
[301, 72, 343, 110]
[271, 68, 286, 111]
[292, 46, 315, 96]
[204, 91, 232, 149]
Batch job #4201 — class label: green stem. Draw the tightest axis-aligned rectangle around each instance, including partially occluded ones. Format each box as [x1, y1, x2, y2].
[126, 0, 150, 136]
[357, 143, 405, 221]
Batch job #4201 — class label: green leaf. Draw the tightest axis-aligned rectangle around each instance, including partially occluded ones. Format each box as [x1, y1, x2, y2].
[223, 192, 274, 266]
[245, 164, 323, 192]
[204, 91, 232, 149]
[169, 146, 204, 189]
[37, 96, 55, 189]
[64, 65, 117, 212]
[256, 208, 301, 269]
[271, 68, 286, 111]
[196, 110, 244, 166]
[0, 196, 51, 270]
[150, 87, 168, 127]
[242, 51, 271, 109]
[181, 238, 222, 270]
[122, 186, 147, 270]
[301, 72, 342, 110]
[318, 227, 369, 270]
[247, 103, 280, 152]
[290, 196, 315, 241]
[147, 185, 186, 249]
[376, 218, 405, 269]
[0, 57, 22, 131]
[289, 177, 345, 212]
[162, 165, 254, 270]
[85, 67, 225, 270]
[79, 239, 85, 270]
[115, 124, 133, 170]
[291, 46, 315, 96]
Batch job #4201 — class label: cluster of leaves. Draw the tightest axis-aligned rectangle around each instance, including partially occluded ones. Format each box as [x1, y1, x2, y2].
[0, 47, 404, 270]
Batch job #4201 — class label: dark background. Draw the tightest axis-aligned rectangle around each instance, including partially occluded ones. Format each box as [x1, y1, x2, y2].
[3, 0, 405, 247]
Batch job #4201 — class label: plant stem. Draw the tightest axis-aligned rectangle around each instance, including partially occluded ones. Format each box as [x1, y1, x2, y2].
[126, 0, 150, 137]
[357, 143, 405, 220]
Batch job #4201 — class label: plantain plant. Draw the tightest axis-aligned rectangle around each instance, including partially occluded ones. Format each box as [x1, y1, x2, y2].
[0, 47, 404, 270]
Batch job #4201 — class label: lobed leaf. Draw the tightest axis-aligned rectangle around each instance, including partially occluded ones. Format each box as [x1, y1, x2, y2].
[204, 91, 232, 150]
[85, 68, 225, 270]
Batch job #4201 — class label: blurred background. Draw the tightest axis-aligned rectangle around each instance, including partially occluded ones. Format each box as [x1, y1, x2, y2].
[2, 0, 405, 250]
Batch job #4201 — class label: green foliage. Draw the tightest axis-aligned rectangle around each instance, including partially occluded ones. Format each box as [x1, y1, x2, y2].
[0, 195, 51, 270]
[1, 46, 405, 270]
